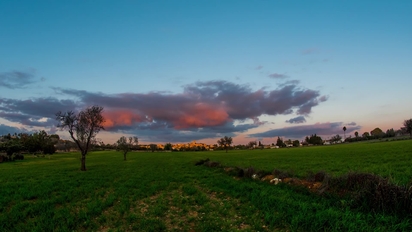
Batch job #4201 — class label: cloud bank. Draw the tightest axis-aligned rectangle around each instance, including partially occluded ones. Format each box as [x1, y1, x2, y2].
[249, 122, 361, 139]
[0, 80, 327, 142]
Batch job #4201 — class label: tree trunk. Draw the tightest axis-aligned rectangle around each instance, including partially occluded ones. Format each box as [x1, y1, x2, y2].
[225, 146, 228, 153]
[80, 153, 86, 171]
[124, 152, 127, 161]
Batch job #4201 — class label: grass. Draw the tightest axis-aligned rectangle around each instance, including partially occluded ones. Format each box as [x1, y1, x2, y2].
[207, 140, 412, 185]
[0, 139, 411, 231]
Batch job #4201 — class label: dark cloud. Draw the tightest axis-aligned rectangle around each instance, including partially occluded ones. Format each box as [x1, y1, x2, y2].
[285, 116, 306, 124]
[1, 80, 327, 142]
[54, 80, 326, 141]
[0, 112, 54, 127]
[116, 122, 257, 143]
[0, 98, 79, 129]
[249, 122, 361, 139]
[0, 124, 28, 135]
[0, 71, 36, 89]
[54, 81, 325, 129]
[268, 73, 288, 79]
[347, 122, 357, 126]
[0, 98, 79, 118]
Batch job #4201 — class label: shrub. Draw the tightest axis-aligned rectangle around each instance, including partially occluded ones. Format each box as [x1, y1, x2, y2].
[0, 154, 10, 162]
[204, 161, 220, 168]
[272, 169, 292, 179]
[12, 153, 24, 160]
[306, 171, 327, 182]
[225, 167, 245, 177]
[323, 172, 412, 215]
[195, 158, 210, 166]
[243, 167, 256, 178]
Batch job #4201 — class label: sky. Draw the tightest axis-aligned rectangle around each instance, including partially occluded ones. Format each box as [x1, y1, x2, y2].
[0, 0, 411, 145]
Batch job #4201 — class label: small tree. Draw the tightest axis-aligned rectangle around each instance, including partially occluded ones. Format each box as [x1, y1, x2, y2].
[247, 141, 257, 149]
[276, 137, 284, 147]
[292, 140, 300, 147]
[370, 128, 384, 138]
[306, 134, 323, 145]
[164, 143, 172, 151]
[56, 105, 105, 171]
[149, 144, 157, 152]
[117, 136, 138, 160]
[330, 134, 342, 143]
[116, 136, 139, 160]
[385, 128, 396, 138]
[403, 119, 412, 138]
[217, 136, 233, 153]
[343, 126, 347, 139]
[354, 131, 359, 138]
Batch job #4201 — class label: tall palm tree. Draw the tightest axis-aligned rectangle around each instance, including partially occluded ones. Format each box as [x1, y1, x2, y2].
[343, 126, 347, 140]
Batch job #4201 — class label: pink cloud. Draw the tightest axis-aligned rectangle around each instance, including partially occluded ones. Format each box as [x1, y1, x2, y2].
[174, 103, 229, 129]
[102, 110, 144, 128]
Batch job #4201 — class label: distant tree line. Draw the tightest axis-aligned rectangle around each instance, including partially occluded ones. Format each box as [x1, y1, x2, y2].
[0, 130, 59, 163]
[345, 126, 409, 143]
[304, 134, 323, 145]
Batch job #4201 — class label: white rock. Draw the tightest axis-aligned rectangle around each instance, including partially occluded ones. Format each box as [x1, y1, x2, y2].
[270, 178, 282, 185]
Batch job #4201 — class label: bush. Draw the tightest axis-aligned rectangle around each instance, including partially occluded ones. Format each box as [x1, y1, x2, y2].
[243, 167, 256, 178]
[306, 171, 327, 182]
[204, 161, 220, 168]
[12, 153, 24, 161]
[0, 154, 10, 162]
[195, 158, 210, 166]
[324, 172, 412, 215]
[272, 169, 292, 179]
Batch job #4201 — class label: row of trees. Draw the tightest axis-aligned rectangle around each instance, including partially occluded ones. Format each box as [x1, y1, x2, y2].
[0, 131, 59, 162]
[344, 122, 411, 143]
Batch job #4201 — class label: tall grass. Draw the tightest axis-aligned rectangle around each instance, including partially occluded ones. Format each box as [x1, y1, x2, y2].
[0, 140, 411, 231]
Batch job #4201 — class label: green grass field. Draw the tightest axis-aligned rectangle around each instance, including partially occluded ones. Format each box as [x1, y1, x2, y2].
[1, 140, 412, 231]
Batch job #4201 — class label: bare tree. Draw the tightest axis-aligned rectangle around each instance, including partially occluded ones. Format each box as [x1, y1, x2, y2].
[56, 105, 105, 171]
[117, 136, 138, 160]
[217, 136, 233, 153]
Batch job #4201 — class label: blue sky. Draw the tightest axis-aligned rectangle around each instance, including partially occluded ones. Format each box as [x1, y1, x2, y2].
[0, 1, 411, 144]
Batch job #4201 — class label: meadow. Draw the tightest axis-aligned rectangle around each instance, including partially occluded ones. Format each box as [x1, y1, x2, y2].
[1, 140, 412, 231]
